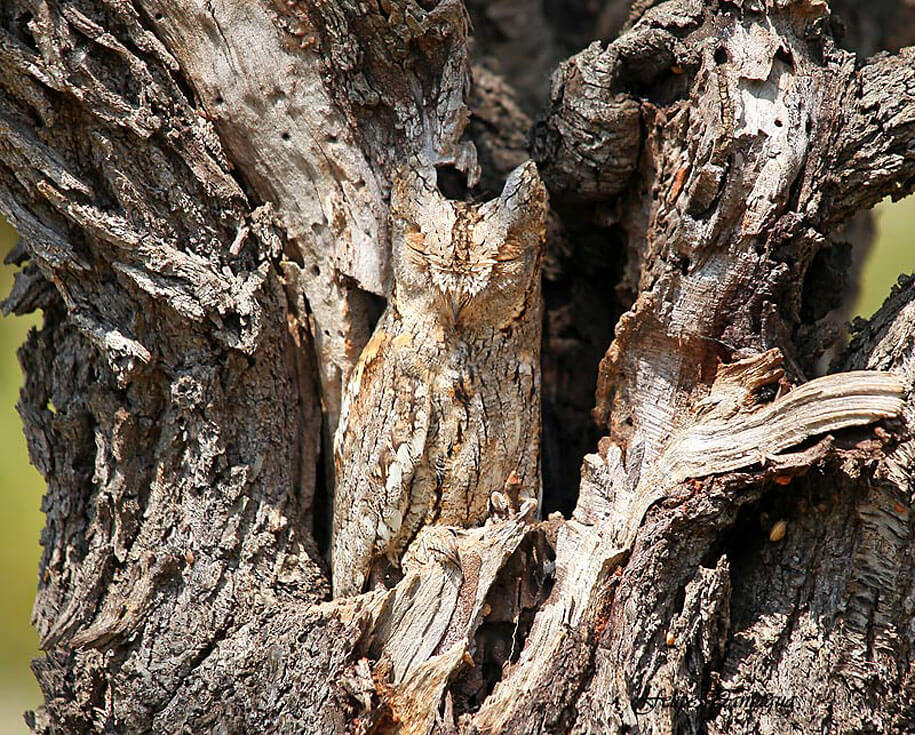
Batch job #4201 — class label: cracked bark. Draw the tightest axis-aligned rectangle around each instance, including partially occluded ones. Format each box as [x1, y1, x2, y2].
[2, 0, 915, 733]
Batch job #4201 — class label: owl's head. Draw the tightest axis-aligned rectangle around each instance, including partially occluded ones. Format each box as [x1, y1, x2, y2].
[389, 161, 547, 330]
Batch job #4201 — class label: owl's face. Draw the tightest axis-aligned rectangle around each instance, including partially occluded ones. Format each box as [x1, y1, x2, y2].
[389, 161, 547, 331]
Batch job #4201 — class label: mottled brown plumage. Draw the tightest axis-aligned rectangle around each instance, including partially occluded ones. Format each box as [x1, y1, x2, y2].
[331, 161, 547, 598]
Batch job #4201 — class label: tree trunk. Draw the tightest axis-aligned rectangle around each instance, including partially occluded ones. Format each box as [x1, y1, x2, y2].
[2, 0, 915, 732]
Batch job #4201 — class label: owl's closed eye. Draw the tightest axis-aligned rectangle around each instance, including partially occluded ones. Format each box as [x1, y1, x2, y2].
[389, 162, 547, 327]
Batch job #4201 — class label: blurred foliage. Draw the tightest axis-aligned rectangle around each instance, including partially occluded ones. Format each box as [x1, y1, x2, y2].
[856, 196, 915, 319]
[0, 215, 43, 732]
[0, 196, 913, 729]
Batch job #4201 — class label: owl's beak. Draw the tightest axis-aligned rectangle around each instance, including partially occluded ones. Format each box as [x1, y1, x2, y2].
[450, 293, 462, 321]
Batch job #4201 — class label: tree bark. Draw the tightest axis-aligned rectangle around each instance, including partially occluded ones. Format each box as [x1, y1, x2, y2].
[2, 0, 915, 733]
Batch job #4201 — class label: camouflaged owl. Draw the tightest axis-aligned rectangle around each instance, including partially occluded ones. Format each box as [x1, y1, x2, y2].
[331, 161, 547, 598]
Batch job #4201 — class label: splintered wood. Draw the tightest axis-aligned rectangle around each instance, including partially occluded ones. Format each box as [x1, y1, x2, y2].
[4, 0, 915, 733]
[354, 350, 903, 734]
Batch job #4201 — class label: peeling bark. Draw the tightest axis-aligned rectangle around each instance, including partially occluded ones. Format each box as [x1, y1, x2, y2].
[2, 0, 915, 733]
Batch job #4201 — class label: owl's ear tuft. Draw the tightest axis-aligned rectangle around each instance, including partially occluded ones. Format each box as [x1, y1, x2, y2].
[497, 161, 548, 233]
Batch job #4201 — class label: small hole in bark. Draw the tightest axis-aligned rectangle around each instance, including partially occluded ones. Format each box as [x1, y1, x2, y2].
[752, 383, 779, 404]
[703, 493, 768, 572]
[313, 434, 332, 556]
[672, 584, 687, 615]
[679, 257, 690, 275]
[775, 46, 794, 68]
[154, 12, 163, 21]
[714, 47, 729, 65]
[435, 164, 469, 201]
[214, 96, 224, 106]
[364, 292, 386, 332]
[311, 265, 320, 277]
[281, 131, 291, 142]
[774, 119, 783, 128]
[14, 12, 38, 51]
[224, 312, 242, 337]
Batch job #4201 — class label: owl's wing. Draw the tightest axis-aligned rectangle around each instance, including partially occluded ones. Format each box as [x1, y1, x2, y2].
[331, 326, 432, 598]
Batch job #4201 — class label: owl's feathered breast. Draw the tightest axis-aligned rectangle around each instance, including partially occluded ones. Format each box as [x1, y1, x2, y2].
[332, 311, 433, 597]
[332, 304, 541, 598]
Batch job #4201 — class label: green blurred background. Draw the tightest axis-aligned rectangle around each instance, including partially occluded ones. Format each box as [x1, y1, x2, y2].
[0, 199, 913, 731]
[1, 214, 43, 733]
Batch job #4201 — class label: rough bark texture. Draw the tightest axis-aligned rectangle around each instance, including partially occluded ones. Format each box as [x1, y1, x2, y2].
[2, 0, 915, 733]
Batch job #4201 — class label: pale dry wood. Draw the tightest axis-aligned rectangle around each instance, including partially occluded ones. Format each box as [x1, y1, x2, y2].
[474, 358, 903, 733]
[659, 362, 904, 483]
[136, 0, 476, 435]
[363, 522, 528, 729]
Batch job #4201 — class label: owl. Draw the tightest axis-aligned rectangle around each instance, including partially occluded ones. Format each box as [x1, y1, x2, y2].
[331, 160, 548, 598]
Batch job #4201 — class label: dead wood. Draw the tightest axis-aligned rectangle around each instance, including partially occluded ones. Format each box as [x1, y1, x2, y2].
[2, 0, 915, 733]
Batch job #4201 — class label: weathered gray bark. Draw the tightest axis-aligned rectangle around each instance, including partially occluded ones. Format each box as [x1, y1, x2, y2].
[2, 0, 915, 733]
